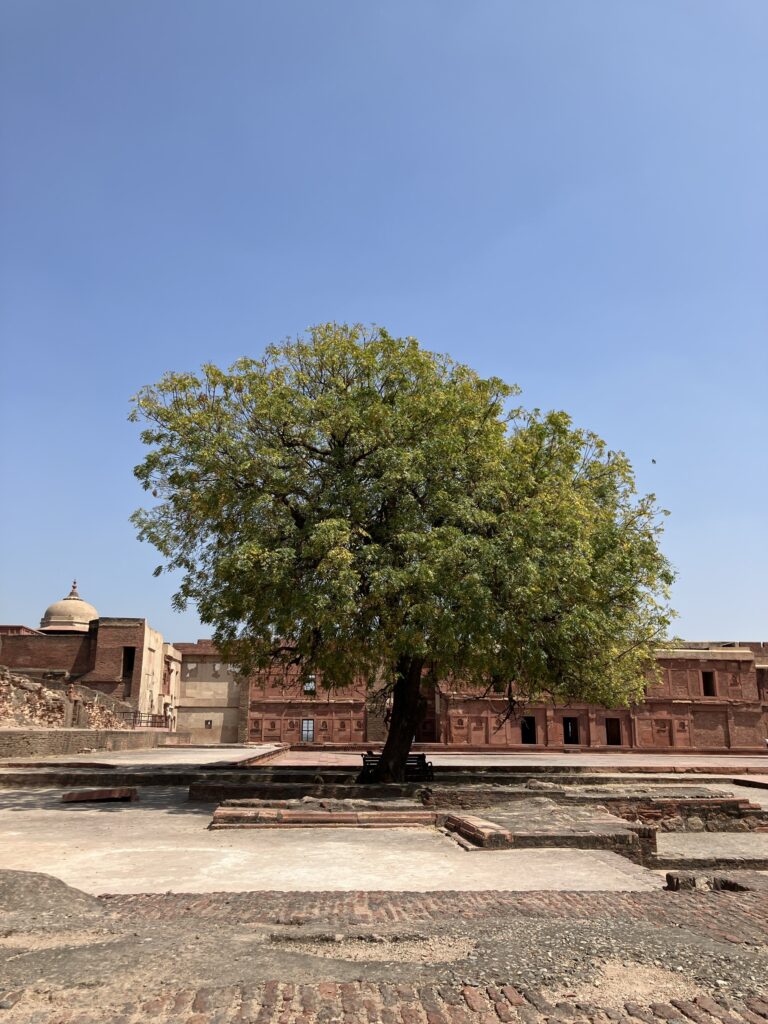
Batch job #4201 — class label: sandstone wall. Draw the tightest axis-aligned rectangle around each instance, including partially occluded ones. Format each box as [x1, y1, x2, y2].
[0, 728, 163, 759]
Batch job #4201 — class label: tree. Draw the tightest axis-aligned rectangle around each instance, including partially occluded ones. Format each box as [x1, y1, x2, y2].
[131, 323, 674, 781]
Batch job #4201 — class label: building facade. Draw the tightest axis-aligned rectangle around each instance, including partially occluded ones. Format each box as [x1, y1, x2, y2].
[174, 640, 244, 744]
[180, 639, 768, 752]
[436, 644, 768, 751]
[2, 585, 766, 751]
[0, 583, 181, 726]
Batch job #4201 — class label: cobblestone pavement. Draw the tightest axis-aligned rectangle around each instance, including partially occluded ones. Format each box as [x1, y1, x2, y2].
[2, 880, 768, 1023]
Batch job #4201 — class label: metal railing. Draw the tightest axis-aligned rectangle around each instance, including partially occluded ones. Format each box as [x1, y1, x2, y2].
[117, 710, 169, 729]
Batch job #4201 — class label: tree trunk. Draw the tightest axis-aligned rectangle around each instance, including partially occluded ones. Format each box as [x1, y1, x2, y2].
[362, 655, 425, 783]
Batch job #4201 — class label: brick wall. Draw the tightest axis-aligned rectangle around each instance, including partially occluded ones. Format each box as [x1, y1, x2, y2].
[0, 631, 94, 675]
[79, 619, 148, 703]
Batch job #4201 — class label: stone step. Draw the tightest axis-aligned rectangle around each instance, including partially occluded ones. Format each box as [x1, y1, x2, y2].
[442, 812, 651, 859]
[209, 806, 438, 829]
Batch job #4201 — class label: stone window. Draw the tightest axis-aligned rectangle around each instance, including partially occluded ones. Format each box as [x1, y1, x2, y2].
[303, 674, 317, 695]
[204, 720, 212, 729]
[301, 719, 314, 742]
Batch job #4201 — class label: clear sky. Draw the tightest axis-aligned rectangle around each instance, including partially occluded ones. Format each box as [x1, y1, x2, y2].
[1, 1, 766, 643]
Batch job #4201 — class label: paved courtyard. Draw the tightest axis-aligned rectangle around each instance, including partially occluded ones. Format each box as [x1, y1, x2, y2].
[0, 744, 278, 768]
[2, 751, 768, 1021]
[0, 787, 657, 893]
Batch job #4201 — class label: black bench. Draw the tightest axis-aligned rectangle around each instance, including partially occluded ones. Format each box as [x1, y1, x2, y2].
[359, 752, 434, 782]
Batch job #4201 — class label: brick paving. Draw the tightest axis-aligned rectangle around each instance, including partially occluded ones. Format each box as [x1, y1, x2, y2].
[3, 975, 768, 1023]
[103, 888, 768, 946]
[3, 888, 767, 1023]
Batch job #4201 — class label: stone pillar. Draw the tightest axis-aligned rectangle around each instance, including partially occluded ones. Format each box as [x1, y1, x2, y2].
[236, 676, 250, 743]
[544, 707, 555, 748]
[588, 711, 597, 748]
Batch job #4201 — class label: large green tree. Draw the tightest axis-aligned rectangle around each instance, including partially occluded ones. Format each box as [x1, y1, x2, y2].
[131, 324, 674, 781]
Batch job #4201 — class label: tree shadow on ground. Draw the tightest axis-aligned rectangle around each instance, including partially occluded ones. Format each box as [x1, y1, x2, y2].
[0, 786, 216, 817]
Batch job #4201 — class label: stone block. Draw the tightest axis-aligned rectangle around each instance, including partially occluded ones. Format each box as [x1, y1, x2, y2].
[61, 787, 139, 803]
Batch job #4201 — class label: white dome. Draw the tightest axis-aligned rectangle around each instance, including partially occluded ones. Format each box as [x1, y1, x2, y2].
[40, 581, 99, 633]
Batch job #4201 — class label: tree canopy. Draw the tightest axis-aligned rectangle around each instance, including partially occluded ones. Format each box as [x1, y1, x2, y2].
[131, 323, 674, 778]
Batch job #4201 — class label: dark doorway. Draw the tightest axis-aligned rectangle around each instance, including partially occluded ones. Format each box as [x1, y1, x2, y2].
[563, 717, 580, 744]
[702, 671, 717, 697]
[121, 646, 136, 697]
[521, 716, 537, 744]
[605, 718, 622, 746]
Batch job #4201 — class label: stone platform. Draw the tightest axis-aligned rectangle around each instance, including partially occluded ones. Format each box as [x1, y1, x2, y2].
[656, 832, 768, 870]
[209, 795, 658, 863]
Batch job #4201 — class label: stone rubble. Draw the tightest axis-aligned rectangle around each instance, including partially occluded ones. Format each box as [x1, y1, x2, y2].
[0, 665, 128, 731]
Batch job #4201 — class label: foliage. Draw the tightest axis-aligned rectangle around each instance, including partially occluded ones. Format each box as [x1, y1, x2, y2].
[131, 323, 675, 710]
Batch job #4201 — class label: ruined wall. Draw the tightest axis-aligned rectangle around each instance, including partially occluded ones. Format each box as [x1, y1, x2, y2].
[139, 623, 166, 716]
[0, 666, 131, 731]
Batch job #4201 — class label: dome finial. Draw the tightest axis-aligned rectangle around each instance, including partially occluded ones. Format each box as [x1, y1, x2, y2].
[68, 580, 80, 599]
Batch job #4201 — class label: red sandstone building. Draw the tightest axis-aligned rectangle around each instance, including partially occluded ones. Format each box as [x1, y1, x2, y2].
[435, 643, 768, 751]
[175, 637, 768, 753]
[0, 583, 181, 726]
[2, 585, 767, 752]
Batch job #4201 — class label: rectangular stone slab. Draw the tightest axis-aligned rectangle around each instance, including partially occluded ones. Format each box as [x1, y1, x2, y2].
[61, 787, 139, 803]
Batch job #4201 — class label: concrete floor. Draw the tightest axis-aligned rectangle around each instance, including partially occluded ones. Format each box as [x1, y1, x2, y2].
[710, 779, 768, 807]
[656, 831, 768, 860]
[3, 746, 766, 771]
[0, 786, 659, 895]
[0, 744, 277, 767]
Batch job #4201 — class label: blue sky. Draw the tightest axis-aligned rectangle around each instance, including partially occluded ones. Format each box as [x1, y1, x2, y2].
[1, 1, 766, 643]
